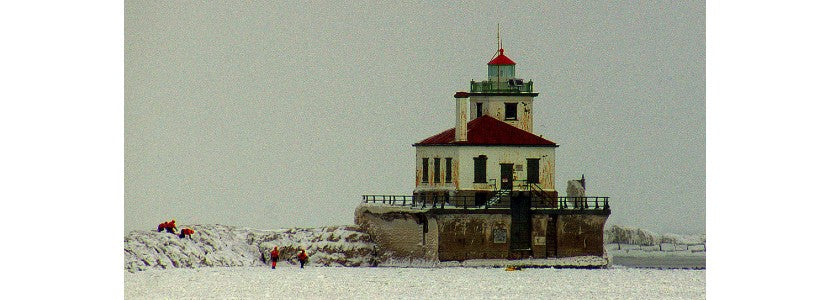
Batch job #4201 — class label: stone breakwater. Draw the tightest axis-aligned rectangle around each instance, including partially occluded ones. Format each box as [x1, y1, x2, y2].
[125, 223, 703, 272]
[124, 224, 378, 272]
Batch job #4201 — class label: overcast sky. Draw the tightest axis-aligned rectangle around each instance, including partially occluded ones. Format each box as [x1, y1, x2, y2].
[125, 1, 704, 234]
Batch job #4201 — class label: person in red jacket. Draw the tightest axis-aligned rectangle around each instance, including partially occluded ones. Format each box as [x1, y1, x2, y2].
[298, 249, 309, 269]
[270, 246, 280, 269]
[166, 219, 177, 234]
[179, 228, 194, 239]
[157, 221, 167, 232]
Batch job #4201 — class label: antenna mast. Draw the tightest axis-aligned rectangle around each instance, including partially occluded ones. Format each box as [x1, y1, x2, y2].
[493, 23, 502, 59]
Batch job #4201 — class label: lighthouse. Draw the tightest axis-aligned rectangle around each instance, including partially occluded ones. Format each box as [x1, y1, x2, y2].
[413, 47, 556, 210]
[358, 42, 610, 263]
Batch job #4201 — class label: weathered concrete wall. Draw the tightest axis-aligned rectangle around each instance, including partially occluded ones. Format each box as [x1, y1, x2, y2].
[469, 95, 535, 132]
[414, 146, 459, 191]
[436, 213, 511, 261]
[556, 214, 607, 257]
[531, 215, 548, 258]
[457, 146, 556, 191]
[414, 146, 556, 196]
[354, 206, 438, 261]
[355, 205, 607, 262]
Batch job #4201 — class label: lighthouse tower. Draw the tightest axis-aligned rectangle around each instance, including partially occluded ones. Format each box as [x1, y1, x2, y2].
[468, 48, 538, 132]
[413, 46, 556, 207]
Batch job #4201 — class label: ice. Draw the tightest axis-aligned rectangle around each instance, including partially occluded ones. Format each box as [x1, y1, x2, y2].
[125, 266, 706, 299]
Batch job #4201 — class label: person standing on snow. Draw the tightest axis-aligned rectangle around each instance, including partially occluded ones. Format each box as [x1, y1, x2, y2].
[270, 246, 280, 269]
[298, 249, 309, 268]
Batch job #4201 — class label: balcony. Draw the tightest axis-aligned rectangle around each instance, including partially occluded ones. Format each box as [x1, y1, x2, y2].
[470, 79, 534, 93]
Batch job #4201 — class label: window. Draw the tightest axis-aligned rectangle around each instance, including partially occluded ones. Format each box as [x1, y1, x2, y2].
[445, 158, 453, 182]
[526, 158, 540, 184]
[422, 158, 429, 183]
[476, 103, 483, 118]
[505, 103, 518, 120]
[434, 158, 441, 183]
[474, 155, 487, 183]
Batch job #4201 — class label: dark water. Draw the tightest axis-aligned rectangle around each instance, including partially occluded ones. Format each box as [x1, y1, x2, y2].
[611, 255, 706, 269]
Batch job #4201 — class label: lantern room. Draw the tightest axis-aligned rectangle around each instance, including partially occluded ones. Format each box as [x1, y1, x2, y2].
[487, 48, 516, 82]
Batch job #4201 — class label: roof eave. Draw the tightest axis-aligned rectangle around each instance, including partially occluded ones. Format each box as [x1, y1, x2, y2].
[413, 143, 558, 147]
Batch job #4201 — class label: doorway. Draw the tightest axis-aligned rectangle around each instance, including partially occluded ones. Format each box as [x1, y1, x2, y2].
[510, 193, 532, 251]
[500, 164, 513, 190]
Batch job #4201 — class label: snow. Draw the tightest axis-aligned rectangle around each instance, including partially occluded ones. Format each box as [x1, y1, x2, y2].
[124, 224, 378, 272]
[605, 225, 705, 246]
[126, 223, 705, 272]
[124, 224, 705, 297]
[125, 266, 705, 299]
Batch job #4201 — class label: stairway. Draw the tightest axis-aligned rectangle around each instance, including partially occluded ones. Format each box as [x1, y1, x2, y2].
[486, 189, 511, 207]
[528, 183, 556, 208]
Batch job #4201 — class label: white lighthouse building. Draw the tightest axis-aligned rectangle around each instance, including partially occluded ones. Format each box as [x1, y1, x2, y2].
[358, 44, 610, 262]
[413, 48, 558, 207]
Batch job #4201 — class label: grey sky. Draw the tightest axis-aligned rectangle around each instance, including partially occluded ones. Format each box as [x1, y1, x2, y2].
[125, 1, 704, 234]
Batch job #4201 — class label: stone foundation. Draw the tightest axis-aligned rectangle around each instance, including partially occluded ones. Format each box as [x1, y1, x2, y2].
[554, 214, 607, 257]
[355, 204, 609, 263]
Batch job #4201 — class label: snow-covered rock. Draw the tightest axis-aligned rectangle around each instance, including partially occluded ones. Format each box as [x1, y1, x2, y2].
[604, 225, 705, 246]
[125, 223, 704, 272]
[124, 224, 377, 272]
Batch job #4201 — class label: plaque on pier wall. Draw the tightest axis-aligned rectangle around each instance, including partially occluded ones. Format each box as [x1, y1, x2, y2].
[493, 228, 507, 244]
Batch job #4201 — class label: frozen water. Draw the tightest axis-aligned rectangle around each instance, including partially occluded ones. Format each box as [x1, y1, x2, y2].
[125, 266, 705, 299]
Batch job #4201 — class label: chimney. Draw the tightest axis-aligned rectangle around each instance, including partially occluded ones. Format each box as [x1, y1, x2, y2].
[454, 92, 469, 142]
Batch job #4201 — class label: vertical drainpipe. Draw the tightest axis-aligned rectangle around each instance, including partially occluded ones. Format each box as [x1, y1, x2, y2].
[454, 91, 469, 142]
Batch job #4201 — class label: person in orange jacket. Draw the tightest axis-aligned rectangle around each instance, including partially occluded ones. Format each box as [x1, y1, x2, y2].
[298, 249, 309, 269]
[179, 228, 194, 239]
[270, 246, 280, 269]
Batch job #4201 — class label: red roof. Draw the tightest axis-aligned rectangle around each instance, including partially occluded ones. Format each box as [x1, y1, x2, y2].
[414, 115, 557, 147]
[487, 49, 516, 65]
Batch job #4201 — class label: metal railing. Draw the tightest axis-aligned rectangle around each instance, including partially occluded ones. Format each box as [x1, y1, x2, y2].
[362, 194, 609, 211]
[362, 194, 480, 209]
[470, 80, 534, 93]
[555, 196, 609, 210]
[361, 195, 415, 206]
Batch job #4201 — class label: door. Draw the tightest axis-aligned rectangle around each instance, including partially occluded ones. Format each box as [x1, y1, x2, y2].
[500, 164, 513, 190]
[546, 215, 558, 257]
[510, 193, 532, 251]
